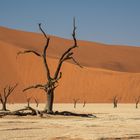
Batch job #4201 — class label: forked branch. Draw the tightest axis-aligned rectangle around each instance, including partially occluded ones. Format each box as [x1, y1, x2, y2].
[83, 101, 86, 108]
[54, 18, 81, 79]
[26, 97, 32, 107]
[39, 23, 51, 80]
[17, 50, 41, 57]
[38, 23, 49, 40]
[0, 94, 3, 103]
[17, 24, 51, 81]
[4, 84, 18, 99]
[113, 95, 120, 108]
[70, 57, 83, 68]
[0, 84, 18, 111]
[23, 84, 45, 92]
[73, 98, 79, 108]
[34, 97, 39, 107]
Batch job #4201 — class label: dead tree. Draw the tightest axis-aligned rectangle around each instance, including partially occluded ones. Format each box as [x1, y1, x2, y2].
[17, 18, 82, 113]
[73, 98, 79, 108]
[113, 96, 119, 108]
[34, 97, 39, 107]
[26, 97, 31, 107]
[135, 96, 140, 109]
[0, 84, 18, 111]
[83, 101, 86, 108]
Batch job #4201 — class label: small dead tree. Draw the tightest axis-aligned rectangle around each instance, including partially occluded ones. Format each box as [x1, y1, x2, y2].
[83, 100, 86, 108]
[34, 97, 39, 107]
[0, 84, 18, 111]
[17, 18, 82, 113]
[113, 96, 119, 108]
[135, 96, 140, 109]
[73, 98, 79, 108]
[26, 97, 31, 107]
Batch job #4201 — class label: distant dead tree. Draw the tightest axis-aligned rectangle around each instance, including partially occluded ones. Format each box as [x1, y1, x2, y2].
[26, 97, 32, 107]
[0, 84, 18, 111]
[34, 97, 39, 107]
[17, 18, 82, 113]
[113, 96, 120, 108]
[135, 96, 140, 109]
[73, 98, 79, 108]
[83, 100, 86, 108]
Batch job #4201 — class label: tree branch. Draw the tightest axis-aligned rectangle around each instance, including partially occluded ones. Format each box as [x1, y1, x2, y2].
[0, 84, 18, 110]
[39, 23, 51, 80]
[56, 72, 62, 81]
[38, 23, 49, 40]
[54, 18, 80, 79]
[43, 39, 51, 80]
[70, 57, 83, 68]
[73, 98, 79, 102]
[17, 50, 41, 57]
[59, 18, 78, 62]
[23, 84, 45, 92]
[72, 17, 77, 47]
[0, 94, 3, 104]
[135, 96, 140, 103]
[6, 84, 18, 98]
[34, 97, 39, 107]
[4, 87, 7, 99]
[26, 97, 32, 107]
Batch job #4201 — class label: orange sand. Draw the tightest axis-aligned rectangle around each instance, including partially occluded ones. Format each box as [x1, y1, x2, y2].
[0, 26, 140, 103]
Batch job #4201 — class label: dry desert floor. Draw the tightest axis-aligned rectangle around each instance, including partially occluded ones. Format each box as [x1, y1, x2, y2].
[0, 104, 140, 140]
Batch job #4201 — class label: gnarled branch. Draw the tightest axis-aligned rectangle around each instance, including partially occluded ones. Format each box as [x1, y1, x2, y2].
[0, 84, 18, 111]
[56, 72, 62, 81]
[72, 17, 77, 47]
[70, 57, 83, 68]
[0, 94, 3, 104]
[39, 23, 51, 80]
[59, 17, 78, 62]
[54, 18, 80, 79]
[17, 50, 41, 57]
[2, 84, 18, 100]
[23, 84, 45, 92]
[39, 23, 49, 40]
[34, 97, 39, 107]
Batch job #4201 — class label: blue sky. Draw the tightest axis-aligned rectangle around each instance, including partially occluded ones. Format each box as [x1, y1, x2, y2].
[0, 0, 140, 46]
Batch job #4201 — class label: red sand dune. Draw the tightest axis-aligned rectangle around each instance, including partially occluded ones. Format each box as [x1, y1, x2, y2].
[0, 26, 140, 103]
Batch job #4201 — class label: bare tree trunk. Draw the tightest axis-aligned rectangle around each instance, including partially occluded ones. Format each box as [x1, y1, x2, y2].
[73, 99, 79, 109]
[136, 103, 138, 109]
[2, 102, 7, 111]
[83, 101, 86, 108]
[114, 102, 117, 108]
[44, 90, 54, 113]
[135, 96, 140, 109]
[27, 101, 30, 107]
[113, 96, 119, 108]
[74, 102, 76, 108]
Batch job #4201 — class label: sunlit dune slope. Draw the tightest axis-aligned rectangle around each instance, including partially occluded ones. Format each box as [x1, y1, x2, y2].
[0, 26, 140, 103]
[1, 26, 140, 72]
